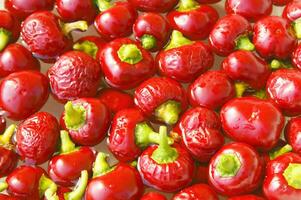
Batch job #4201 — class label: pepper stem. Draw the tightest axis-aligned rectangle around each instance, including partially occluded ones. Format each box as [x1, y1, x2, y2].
[270, 59, 292, 70]
[216, 153, 241, 178]
[0, 124, 16, 145]
[135, 122, 174, 148]
[155, 100, 182, 125]
[73, 41, 98, 58]
[60, 130, 76, 154]
[165, 30, 193, 50]
[95, 0, 112, 12]
[141, 34, 157, 50]
[64, 170, 88, 200]
[253, 89, 267, 99]
[64, 101, 86, 130]
[283, 163, 301, 189]
[39, 174, 58, 200]
[151, 126, 179, 164]
[269, 144, 293, 160]
[235, 35, 255, 51]
[235, 82, 249, 98]
[0, 28, 11, 52]
[117, 44, 143, 64]
[293, 19, 301, 39]
[60, 21, 88, 36]
[177, 0, 200, 12]
[93, 152, 112, 178]
[0, 182, 8, 192]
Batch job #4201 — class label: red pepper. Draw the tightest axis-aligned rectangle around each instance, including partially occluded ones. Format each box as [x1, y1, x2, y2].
[0, 10, 20, 51]
[209, 14, 254, 56]
[225, 0, 272, 22]
[167, 0, 219, 40]
[94, 1, 137, 40]
[172, 107, 224, 162]
[263, 153, 301, 200]
[5, 0, 54, 20]
[99, 38, 155, 90]
[209, 142, 264, 196]
[134, 77, 188, 125]
[253, 16, 297, 60]
[196, 0, 221, 3]
[48, 51, 102, 103]
[283, 1, 301, 22]
[0, 44, 40, 77]
[0, 71, 49, 120]
[138, 126, 194, 192]
[128, 0, 178, 13]
[261, 139, 291, 165]
[98, 88, 134, 114]
[266, 69, 301, 116]
[273, 0, 292, 6]
[85, 153, 144, 200]
[188, 70, 235, 110]
[172, 184, 218, 200]
[21, 11, 88, 63]
[228, 195, 266, 200]
[221, 97, 284, 151]
[156, 30, 214, 83]
[16, 112, 60, 165]
[0, 116, 6, 134]
[133, 13, 171, 51]
[73, 36, 106, 59]
[285, 117, 301, 154]
[0, 194, 19, 200]
[292, 44, 301, 69]
[0, 125, 18, 178]
[141, 192, 167, 200]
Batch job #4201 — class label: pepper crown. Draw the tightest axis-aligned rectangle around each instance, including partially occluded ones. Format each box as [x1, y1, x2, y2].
[177, 0, 200, 12]
[155, 100, 182, 125]
[235, 35, 255, 51]
[117, 44, 143, 64]
[95, 0, 113, 12]
[141, 34, 157, 50]
[60, 130, 77, 154]
[60, 21, 88, 36]
[0, 28, 12, 52]
[216, 153, 241, 178]
[165, 30, 193, 50]
[64, 101, 86, 131]
[92, 152, 114, 178]
[73, 41, 99, 58]
[283, 163, 301, 189]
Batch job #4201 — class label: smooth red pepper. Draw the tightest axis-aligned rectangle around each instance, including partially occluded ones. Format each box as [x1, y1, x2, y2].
[221, 97, 284, 151]
[209, 142, 264, 196]
[273, 0, 292, 6]
[85, 153, 144, 200]
[263, 153, 301, 200]
[172, 184, 218, 200]
[167, 0, 219, 40]
[285, 117, 301, 154]
[0, 194, 19, 200]
[133, 13, 171, 51]
[172, 107, 224, 162]
[156, 30, 214, 83]
[128, 0, 178, 13]
[0, 71, 49, 120]
[138, 126, 194, 192]
[282, 1, 301, 40]
[134, 77, 188, 125]
[73, 36, 106, 59]
[16, 112, 60, 165]
[141, 192, 167, 200]
[99, 38, 155, 90]
[228, 195, 266, 200]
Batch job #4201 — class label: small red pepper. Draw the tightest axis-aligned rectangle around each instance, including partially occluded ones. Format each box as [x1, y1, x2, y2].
[188, 70, 235, 110]
[16, 112, 60, 165]
[138, 126, 194, 192]
[0, 116, 6, 134]
[263, 153, 301, 200]
[167, 0, 219, 40]
[228, 195, 266, 200]
[156, 30, 214, 83]
[209, 142, 264, 196]
[292, 44, 301, 69]
[0, 71, 49, 120]
[209, 14, 254, 56]
[133, 12, 171, 51]
[134, 77, 188, 125]
[0, 194, 19, 200]
[283, 0, 301, 39]
[285, 117, 301, 154]
[85, 152, 144, 200]
[73, 36, 106, 59]
[196, 0, 221, 3]
[128, 0, 178, 13]
[273, 0, 292, 6]
[141, 192, 167, 200]
[172, 184, 219, 200]
[99, 38, 155, 90]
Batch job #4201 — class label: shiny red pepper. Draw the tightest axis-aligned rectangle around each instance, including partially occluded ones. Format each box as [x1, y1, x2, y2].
[263, 153, 301, 200]
[128, 0, 178, 13]
[134, 77, 188, 125]
[99, 38, 155, 90]
[0, 116, 6, 135]
[85, 153, 144, 200]
[141, 192, 167, 200]
[285, 117, 301, 154]
[172, 184, 218, 200]
[283, 0, 301, 28]
[167, 0, 219, 40]
[156, 30, 214, 83]
[138, 126, 194, 192]
[0, 71, 49, 120]
[133, 13, 171, 51]
[209, 142, 264, 196]
[196, 0, 221, 3]
[273, 0, 292, 6]
[0, 194, 20, 200]
[228, 195, 266, 200]
[73, 36, 106, 59]
[221, 97, 284, 151]
[292, 44, 301, 69]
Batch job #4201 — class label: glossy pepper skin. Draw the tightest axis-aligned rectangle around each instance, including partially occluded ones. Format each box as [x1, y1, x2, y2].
[228, 195, 266, 200]
[99, 38, 155, 90]
[253, 16, 297, 60]
[167, 1, 219, 40]
[0, 194, 20, 200]
[0, 10, 20, 51]
[221, 97, 284, 151]
[285, 117, 301, 154]
[128, 0, 178, 13]
[0, 117, 6, 134]
[157, 31, 214, 83]
[225, 0, 272, 22]
[188, 70, 235, 110]
[60, 98, 110, 146]
[48, 51, 102, 103]
[141, 192, 167, 200]
[173, 107, 224, 162]
[172, 184, 218, 200]
[263, 153, 301, 200]
[0, 44, 40, 77]
[292, 44, 301, 69]
[133, 13, 171, 51]
[0, 71, 49, 121]
[73, 36, 106, 59]
[209, 142, 263, 196]
[94, 1, 137, 40]
[16, 112, 60, 165]
[283, 0, 301, 21]
[267, 69, 301, 116]
[197, 0, 221, 3]
[209, 14, 253, 56]
[134, 77, 188, 125]
[273, 0, 292, 6]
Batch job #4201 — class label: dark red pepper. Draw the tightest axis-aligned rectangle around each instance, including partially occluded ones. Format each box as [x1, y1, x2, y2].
[99, 38, 155, 90]
[128, 0, 178, 13]
[228, 195, 266, 200]
[156, 30, 214, 83]
[0, 116, 6, 134]
[285, 117, 301, 154]
[172, 184, 218, 200]
[73, 36, 106, 59]
[273, 0, 292, 6]
[0, 194, 20, 200]
[195, 165, 209, 183]
[209, 142, 264, 196]
[0, 10, 20, 51]
[167, 0, 219, 40]
[141, 192, 167, 200]
[0, 71, 49, 120]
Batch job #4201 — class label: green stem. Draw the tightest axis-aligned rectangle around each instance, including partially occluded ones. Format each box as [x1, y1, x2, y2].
[165, 30, 193, 50]
[0, 182, 8, 192]
[0, 28, 11, 52]
[151, 126, 179, 164]
[269, 144, 293, 160]
[73, 41, 99, 58]
[93, 152, 113, 178]
[39, 174, 58, 199]
[155, 100, 182, 125]
[60, 130, 76, 154]
[216, 153, 241, 178]
[95, 0, 112, 12]
[64, 101, 86, 130]
[177, 0, 200, 12]
[283, 163, 301, 189]
[253, 89, 267, 99]
[0, 124, 16, 145]
[235, 35, 255, 51]
[117, 44, 143, 64]
[235, 82, 249, 98]
[60, 21, 88, 36]
[293, 19, 301, 39]
[141, 34, 157, 50]
[64, 170, 88, 200]
[270, 59, 292, 70]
